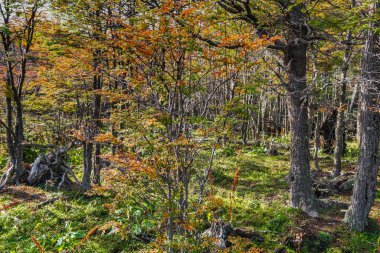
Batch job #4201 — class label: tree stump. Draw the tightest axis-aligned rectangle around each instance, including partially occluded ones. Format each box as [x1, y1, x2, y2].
[202, 220, 264, 249]
[0, 142, 80, 190]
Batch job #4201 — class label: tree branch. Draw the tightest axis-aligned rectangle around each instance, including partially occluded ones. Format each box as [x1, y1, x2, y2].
[0, 118, 16, 139]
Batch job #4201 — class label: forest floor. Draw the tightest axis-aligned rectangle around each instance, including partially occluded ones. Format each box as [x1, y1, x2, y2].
[0, 142, 379, 252]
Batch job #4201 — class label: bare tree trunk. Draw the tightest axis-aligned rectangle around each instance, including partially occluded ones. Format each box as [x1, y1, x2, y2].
[92, 73, 102, 185]
[82, 139, 93, 190]
[14, 99, 24, 185]
[5, 91, 15, 167]
[0, 2, 38, 188]
[285, 43, 318, 217]
[93, 143, 101, 184]
[344, 1, 380, 231]
[333, 2, 355, 176]
[314, 112, 322, 171]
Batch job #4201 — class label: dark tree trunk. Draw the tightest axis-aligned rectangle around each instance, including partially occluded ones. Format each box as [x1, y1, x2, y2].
[0, 2, 38, 189]
[82, 46, 102, 188]
[5, 95, 15, 165]
[93, 143, 101, 185]
[92, 73, 102, 185]
[320, 109, 337, 153]
[285, 43, 318, 217]
[14, 99, 24, 185]
[344, 2, 380, 231]
[82, 140, 93, 190]
[3, 39, 25, 187]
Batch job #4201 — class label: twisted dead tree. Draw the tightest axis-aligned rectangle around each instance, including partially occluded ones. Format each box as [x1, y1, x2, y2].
[0, 142, 80, 190]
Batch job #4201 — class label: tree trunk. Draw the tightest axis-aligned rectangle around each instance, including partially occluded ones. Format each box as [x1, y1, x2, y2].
[344, 1, 380, 231]
[4, 51, 24, 187]
[93, 143, 101, 184]
[14, 99, 24, 185]
[0, 2, 38, 189]
[285, 43, 318, 217]
[82, 48, 102, 188]
[320, 109, 337, 153]
[82, 139, 93, 190]
[5, 95, 15, 166]
[314, 112, 322, 171]
[333, 20, 354, 177]
[92, 73, 102, 185]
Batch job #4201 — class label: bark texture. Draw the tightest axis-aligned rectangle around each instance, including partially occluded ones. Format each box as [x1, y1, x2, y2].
[27, 143, 80, 188]
[314, 112, 322, 171]
[333, 0, 355, 176]
[215, 0, 319, 217]
[320, 109, 337, 154]
[0, 143, 79, 189]
[286, 43, 318, 217]
[0, 2, 39, 188]
[344, 1, 380, 231]
[333, 32, 351, 177]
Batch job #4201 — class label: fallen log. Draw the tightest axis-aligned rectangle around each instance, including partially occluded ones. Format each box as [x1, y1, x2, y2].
[27, 142, 80, 187]
[313, 172, 355, 198]
[0, 142, 80, 190]
[202, 220, 264, 249]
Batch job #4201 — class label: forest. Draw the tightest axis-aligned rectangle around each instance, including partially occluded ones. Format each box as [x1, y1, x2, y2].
[0, 0, 379, 252]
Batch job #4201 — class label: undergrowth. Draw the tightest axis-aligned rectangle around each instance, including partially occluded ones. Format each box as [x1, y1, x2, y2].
[0, 142, 378, 252]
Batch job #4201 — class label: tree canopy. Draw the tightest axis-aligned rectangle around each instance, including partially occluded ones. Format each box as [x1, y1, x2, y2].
[0, 0, 379, 252]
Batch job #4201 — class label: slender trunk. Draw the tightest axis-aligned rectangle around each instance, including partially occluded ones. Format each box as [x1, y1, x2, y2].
[111, 123, 117, 155]
[284, 103, 288, 136]
[344, 2, 380, 231]
[285, 43, 318, 217]
[0, 2, 38, 188]
[82, 140, 93, 190]
[332, 77, 347, 177]
[166, 170, 174, 253]
[333, 28, 353, 177]
[261, 96, 266, 140]
[4, 49, 24, 186]
[92, 74, 102, 185]
[5, 96, 15, 165]
[93, 143, 101, 184]
[314, 113, 321, 171]
[14, 98, 24, 184]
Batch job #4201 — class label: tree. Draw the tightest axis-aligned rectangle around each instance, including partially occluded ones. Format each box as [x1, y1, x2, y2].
[88, 1, 273, 250]
[332, 0, 357, 177]
[215, 0, 320, 216]
[344, 0, 380, 231]
[51, 0, 124, 189]
[0, 0, 41, 188]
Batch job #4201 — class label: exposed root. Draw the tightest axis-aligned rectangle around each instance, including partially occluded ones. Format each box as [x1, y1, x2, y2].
[0, 162, 16, 189]
[0, 142, 80, 190]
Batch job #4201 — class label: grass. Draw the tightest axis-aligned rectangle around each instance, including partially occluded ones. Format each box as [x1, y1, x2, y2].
[0, 142, 379, 252]
[211, 151, 295, 251]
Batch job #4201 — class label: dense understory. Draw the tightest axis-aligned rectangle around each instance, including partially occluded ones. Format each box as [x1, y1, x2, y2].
[0, 142, 378, 252]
